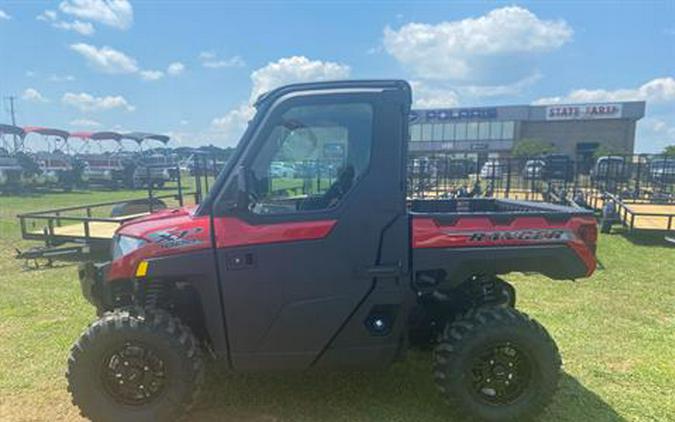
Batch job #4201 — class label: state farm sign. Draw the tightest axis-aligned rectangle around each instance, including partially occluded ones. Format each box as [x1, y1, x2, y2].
[546, 104, 622, 120]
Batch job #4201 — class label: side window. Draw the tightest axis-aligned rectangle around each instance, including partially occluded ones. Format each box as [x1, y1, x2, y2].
[248, 102, 373, 215]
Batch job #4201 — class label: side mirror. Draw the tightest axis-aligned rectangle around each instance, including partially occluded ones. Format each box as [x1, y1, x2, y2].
[234, 165, 251, 211]
[236, 165, 248, 193]
[221, 165, 250, 211]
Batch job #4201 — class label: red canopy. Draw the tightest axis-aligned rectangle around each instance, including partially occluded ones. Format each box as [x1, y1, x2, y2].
[23, 126, 69, 139]
[69, 131, 93, 139]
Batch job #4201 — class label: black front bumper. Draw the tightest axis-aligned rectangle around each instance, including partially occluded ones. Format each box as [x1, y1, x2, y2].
[78, 261, 110, 309]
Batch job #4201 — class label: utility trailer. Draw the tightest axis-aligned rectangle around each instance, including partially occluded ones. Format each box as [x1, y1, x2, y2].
[600, 192, 675, 239]
[15, 169, 193, 265]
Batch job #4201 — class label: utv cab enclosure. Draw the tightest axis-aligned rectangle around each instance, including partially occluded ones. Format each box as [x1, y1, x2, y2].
[70, 80, 597, 422]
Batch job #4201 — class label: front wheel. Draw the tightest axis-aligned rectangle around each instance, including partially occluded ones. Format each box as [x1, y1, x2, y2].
[433, 307, 560, 421]
[67, 307, 204, 422]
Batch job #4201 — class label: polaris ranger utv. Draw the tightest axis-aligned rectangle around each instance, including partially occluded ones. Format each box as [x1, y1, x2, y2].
[70, 80, 597, 422]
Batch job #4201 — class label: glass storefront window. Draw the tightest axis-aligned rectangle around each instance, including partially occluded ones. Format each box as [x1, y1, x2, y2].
[421, 124, 432, 141]
[455, 123, 467, 140]
[410, 124, 421, 141]
[502, 121, 515, 139]
[443, 123, 454, 141]
[467, 122, 479, 140]
[432, 123, 445, 141]
[490, 121, 502, 140]
[478, 122, 490, 140]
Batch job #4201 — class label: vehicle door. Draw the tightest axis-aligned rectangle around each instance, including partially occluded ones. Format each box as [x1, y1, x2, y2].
[213, 85, 410, 370]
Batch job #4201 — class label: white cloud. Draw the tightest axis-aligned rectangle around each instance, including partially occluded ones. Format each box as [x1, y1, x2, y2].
[70, 43, 138, 74]
[249, 55, 350, 102]
[211, 103, 256, 140]
[200, 52, 246, 69]
[48, 74, 76, 82]
[37, 10, 58, 21]
[410, 81, 460, 108]
[383, 6, 572, 83]
[208, 56, 351, 146]
[55, 19, 95, 35]
[62, 92, 135, 112]
[533, 77, 675, 105]
[637, 117, 675, 153]
[0, 9, 11, 20]
[38, 9, 95, 35]
[167, 62, 185, 76]
[69, 118, 102, 128]
[199, 51, 216, 60]
[21, 88, 49, 103]
[459, 72, 543, 98]
[59, 0, 133, 30]
[139, 69, 164, 81]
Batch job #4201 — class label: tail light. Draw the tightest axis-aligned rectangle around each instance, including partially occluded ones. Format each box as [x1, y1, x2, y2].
[577, 223, 598, 255]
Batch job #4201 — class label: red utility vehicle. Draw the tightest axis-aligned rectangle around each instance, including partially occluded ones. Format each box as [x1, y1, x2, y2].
[70, 80, 597, 422]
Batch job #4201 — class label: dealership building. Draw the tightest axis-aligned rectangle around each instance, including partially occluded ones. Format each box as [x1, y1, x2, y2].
[408, 101, 646, 163]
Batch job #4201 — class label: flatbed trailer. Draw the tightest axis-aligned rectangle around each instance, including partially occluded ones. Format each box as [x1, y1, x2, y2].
[16, 190, 194, 263]
[598, 192, 675, 243]
[612, 195, 675, 232]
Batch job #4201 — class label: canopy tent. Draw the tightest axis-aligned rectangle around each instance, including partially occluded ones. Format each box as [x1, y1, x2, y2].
[122, 132, 170, 144]
[22, 127, 70, 140]
[0, 124, 25, 137]
[69, 131, 93, 140]
[92, 131, 124, 142]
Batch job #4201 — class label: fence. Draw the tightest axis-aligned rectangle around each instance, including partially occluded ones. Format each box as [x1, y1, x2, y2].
[407, 153, 675, 208]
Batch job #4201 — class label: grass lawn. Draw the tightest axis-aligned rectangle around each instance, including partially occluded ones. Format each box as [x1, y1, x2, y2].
[0, 188, 674, 421]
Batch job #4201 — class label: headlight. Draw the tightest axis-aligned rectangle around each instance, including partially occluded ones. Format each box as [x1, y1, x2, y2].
[112, 235, 147, 259]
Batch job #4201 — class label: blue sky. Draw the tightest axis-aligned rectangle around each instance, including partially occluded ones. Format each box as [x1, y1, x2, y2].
[0, 1, 673, 152]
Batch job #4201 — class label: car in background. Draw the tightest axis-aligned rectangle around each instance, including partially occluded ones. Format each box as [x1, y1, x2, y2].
[591, 156, 631, 182]
[270, 161, 296, 178]
[479, 160, 504, 179]
[648, 157, 675, 184]
[522, 159, 545, 179]
[543, 154, 574, 181]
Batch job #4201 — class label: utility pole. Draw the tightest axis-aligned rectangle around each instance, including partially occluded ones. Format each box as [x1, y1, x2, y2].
[5, 95, 19, 151]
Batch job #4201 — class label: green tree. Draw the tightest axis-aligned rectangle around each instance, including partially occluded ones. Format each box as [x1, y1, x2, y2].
[512, 138, 555, 158]
[663, 145, 675, 156]
[593, 144, 623, 159]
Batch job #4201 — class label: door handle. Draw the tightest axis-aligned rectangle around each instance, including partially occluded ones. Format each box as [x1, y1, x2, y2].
[364, 262, 402, 278]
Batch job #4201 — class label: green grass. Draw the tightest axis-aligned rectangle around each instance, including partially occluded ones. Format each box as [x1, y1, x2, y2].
[0, 188, 674, 421]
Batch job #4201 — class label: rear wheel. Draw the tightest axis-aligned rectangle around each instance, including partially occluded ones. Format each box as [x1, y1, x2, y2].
[433, 307, 560, 421]
[67, 307, 204, 422]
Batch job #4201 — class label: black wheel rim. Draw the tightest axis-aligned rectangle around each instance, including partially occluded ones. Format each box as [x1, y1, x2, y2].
[467, 342, 533, 405]
[101, 342, 167, 405]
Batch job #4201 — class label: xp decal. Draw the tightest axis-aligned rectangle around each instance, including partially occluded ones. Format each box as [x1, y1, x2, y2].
[148, 227, 205, 249]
